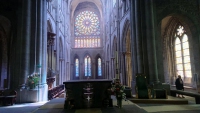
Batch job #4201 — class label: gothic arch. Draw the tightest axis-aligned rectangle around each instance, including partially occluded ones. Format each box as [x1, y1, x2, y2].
[70, 0, 103, 19]
[162, 15, 198, 87]
[95, 53, 103, 78]
[73, 54, 80, 79]
[71, 1, 102, 48]
[121, 19, 130, 52]
[121, 19, 132, 86]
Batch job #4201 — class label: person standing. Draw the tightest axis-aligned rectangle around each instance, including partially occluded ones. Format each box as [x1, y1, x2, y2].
[175, 75, 185, 98]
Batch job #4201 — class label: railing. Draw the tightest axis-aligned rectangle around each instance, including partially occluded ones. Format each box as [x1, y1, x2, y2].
[48, 85, 64, 100]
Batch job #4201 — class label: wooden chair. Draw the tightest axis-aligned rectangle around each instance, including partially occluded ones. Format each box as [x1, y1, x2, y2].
[135, 73, 151, 99]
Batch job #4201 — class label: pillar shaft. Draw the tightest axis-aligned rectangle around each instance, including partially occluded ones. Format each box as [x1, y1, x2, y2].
[135, 0, 144, 73]
[145, 0, 159, 83]
[41, 0, 47, 84]
[36, 0, 43, 73]
[19, 0, 31, 87]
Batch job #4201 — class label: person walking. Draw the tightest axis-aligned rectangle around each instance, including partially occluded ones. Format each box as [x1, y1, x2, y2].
[175, 75, 185, 98]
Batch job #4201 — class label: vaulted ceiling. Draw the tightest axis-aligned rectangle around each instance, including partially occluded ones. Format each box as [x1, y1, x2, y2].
[70, 0, 103, 19]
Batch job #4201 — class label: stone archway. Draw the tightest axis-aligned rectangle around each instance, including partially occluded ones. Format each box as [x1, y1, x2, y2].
[121, 20, 132, 87]
[162, 16, 196, 87]
[125, 29, 132, 87]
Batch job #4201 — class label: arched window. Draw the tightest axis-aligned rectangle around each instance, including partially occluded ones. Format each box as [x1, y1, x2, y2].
[85, 55, 91, 76]
[74, 10, 101, 48]
[175, 25, 191, 78]
[75, 58, 79, 77]
[98, 58, 102, 76]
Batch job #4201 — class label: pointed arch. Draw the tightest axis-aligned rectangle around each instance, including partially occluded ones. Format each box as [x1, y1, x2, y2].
[95, 54, 102, 77]
[121, 19, 132, 86]
[162, 16, 195, 86]
[84, 53, 92, 77]
[74, 54, 80, 78]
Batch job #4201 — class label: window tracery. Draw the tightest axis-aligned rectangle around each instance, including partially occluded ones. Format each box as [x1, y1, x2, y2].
[74, 10, 101, 48]
[175, 25, 191, 78]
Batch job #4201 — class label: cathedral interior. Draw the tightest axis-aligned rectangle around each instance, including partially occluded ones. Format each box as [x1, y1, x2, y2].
[0, 0, 200, 113]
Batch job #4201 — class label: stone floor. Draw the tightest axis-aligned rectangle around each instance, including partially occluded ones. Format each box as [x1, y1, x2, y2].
[33, 96, 147, 113]
[1, 87, 200, 113]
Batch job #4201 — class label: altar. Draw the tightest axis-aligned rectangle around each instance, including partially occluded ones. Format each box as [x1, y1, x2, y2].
[63, 79, 112, 109]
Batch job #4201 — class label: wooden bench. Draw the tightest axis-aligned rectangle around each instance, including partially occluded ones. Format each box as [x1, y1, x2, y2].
[170, 90, 200, 104]
[0, 90, 17, 106]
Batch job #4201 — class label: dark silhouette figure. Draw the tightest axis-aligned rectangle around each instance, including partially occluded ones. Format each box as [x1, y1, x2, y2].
[175, 75, 184, 98]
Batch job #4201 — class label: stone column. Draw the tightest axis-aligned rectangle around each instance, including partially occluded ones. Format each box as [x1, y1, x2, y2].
[145, 0, 159, 83]
[19, 0, 31, 88]
[102, 62, 105, 79]
[59, 60, 62, 83]
[111, 58, 115, 79]
[66, 62, 69, 80]
[40, 0, 48, 101]
[70, 63, 73, 80]
[122, 52, 126, 85]
[129, 0, 137, 94]
[92, 61, 96, 79]
[135, 0, 144, 73]
[107, 61, 109, 79]
[36, 0, 43, 74]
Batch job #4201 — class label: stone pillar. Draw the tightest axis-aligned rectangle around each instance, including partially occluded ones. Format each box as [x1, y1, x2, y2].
[66, 62, 69, 80]
[93, 62, 96, 79]
[19, 0, 31, 88]
[40, 0, 48, 101]
[145, 0, 159, 83]
[122, 52, 126, 85]
[70, 64, 73, 80]
[55, 0, 60, 84]
[129, 0, 137, 94]
[36, 0, 43, 73]
[135, 0, 144, 73]
[102, 62, 105, 79]
[111, 58, 115, 79]
[107, 61, 109, 79]
[116, 0, 120, 80]
[59, 60, 62, 83]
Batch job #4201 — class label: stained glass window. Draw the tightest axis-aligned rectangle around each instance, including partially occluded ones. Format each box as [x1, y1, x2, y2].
[74, 10, 101, 48]
[85, 56, 91, 76]
[175, 25, 191, 78]
[75, 58, 79, 77]
[98, 58, 102, 76]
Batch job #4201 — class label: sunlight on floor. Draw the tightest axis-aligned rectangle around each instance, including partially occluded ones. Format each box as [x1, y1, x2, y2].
[1, 101, 48, 108]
